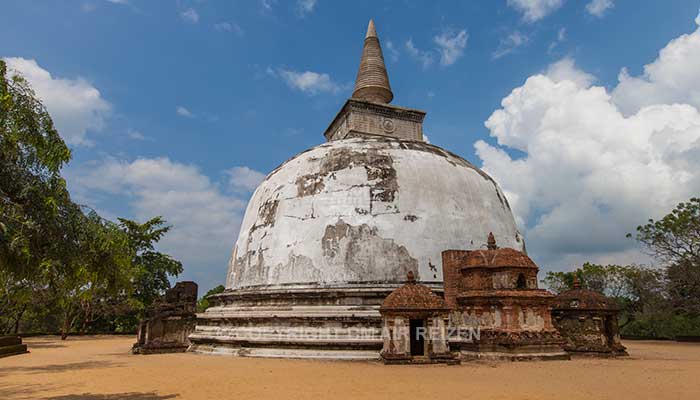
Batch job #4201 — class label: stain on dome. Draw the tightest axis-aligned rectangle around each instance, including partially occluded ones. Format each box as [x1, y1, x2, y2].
[322, 219, 418, 283]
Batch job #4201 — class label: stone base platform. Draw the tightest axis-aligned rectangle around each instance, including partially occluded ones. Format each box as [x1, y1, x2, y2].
[190, 284, 441, 359]
[451, 331, 570, 361]
[381, 354, 461, 365]
[0, 335, 29, 358]
[132, 342, 189, 355]
[565, 349, 629, 358]
[457, 346, 570, 361]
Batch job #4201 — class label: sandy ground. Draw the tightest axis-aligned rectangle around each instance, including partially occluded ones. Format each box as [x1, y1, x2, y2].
[1, 336, 699, 400]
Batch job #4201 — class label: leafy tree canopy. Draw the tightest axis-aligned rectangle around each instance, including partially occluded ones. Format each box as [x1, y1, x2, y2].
[631, 197, 700, 266]
[1, 60, 183, 336]
[197, 285, 225, 312]
[119, 217, 183, 308]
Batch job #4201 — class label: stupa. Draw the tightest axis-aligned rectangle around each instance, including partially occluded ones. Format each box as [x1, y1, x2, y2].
[189, 20, 525, 359]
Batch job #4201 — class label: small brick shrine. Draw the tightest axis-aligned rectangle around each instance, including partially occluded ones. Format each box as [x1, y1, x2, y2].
[552, 277, 628, 357]
[380, 271, 458, 364]
[442, 233, 569, 360]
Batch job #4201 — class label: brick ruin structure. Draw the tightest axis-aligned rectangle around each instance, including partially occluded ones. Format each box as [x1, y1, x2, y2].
[442, 233, 569, 360]
[552, 277, 628, 357]
[0, 335, 28, 358]
[133, 281, 198, 354]
[379, 271, 458, 364]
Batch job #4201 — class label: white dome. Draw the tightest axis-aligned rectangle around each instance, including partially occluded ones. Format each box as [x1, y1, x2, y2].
[226, 136, 524, 290]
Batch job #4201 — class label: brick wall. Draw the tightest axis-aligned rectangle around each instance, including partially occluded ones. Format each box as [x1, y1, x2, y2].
[441, 250, 467, 310]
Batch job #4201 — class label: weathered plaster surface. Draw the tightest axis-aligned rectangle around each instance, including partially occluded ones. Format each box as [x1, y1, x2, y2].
[226, 137, 524, 289]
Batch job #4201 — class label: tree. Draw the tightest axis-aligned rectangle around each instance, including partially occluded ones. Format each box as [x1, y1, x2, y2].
[1, 60, 185, 337]
[0, 59, 73, 278]
[119, 217, 183, 311]
[542, 263, 630, 296]
[632, 198, 700, 267]
[49, 210, 134, 339]
[197, 285, 225, 312]
[543, 263, 665, 329]
[0, 269, 34, 333]
[632, 198, 700, 317]
[1, 59, 78, 333]
[666, 261, 700, 315]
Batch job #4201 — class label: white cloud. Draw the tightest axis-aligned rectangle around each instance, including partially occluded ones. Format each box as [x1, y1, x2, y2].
[612, 27, 700, 115]
[127, 129, 149, 141]
[557, 27, 567, 42]
[405, 39, 434, 69]
[176, 105, 194, 118]
[225, 166, 266, 192]
[296, 0, 316, 16]
[545, 57, 595, 88]
[405, 29, 468, 68]
[507, 0, 564, 23]
[696, 8, 700, 26]
[180, 8, 199, 23]
[3, 57, 110, 147]
[586, 0, 614, 17]
[82, 3, 97, 12]
[214, 22, 243, 36]
[385, 40, 400, 63]
[106, 0, 129, 4]
[548, 28, 567, 53]
[66, 157, 255, 290]
[476, 26, 700, 271]
[272, 68, 343, 95]
[493, 31, 530, 59]
[434, 29, 468, 66]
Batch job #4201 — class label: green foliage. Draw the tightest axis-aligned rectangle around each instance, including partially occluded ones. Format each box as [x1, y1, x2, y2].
[0, 61, 183, 337]
[48, 211, 135, 338]
[119, 217, 183, 309]
[632, 198, 700, 317]
[0, 59, 75, 279]
[631, 197, 700, 266]
[543, 263, 666, 330]
[542, 262, 619, 294]
[197, 285, 225, 312]
[666, 260, 700, 315]
[621, 313, 700, 339]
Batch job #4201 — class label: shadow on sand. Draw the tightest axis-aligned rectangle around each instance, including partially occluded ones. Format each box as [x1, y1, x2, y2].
[26, 340, 68, 349]
[1, 360, 123, 376]
[44, 393, 178, 400]
[0, 384, 178, 400]
[0, 383, 66, 400]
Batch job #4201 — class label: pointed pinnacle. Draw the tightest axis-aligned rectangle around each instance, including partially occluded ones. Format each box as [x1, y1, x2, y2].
[353, 19, 393, 104]
[366, 19, 377, 38]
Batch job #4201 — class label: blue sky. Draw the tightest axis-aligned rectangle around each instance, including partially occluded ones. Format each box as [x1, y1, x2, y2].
[3, 1, 700, 292]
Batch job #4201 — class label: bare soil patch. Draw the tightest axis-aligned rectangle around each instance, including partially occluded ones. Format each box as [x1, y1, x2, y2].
[1, 336, 698, 399]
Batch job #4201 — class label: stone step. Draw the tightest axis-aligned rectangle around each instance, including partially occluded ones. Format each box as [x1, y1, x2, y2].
[0, 336, 22, 347]
[197, 308, 381, 320]
[189, 333, 382, 346]
[190, 344, 380, 360]
[0, 343, 28, 358]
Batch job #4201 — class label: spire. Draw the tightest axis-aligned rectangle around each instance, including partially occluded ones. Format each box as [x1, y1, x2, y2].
[366, 19, 377, 38]
[352, 19, 393, 104]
